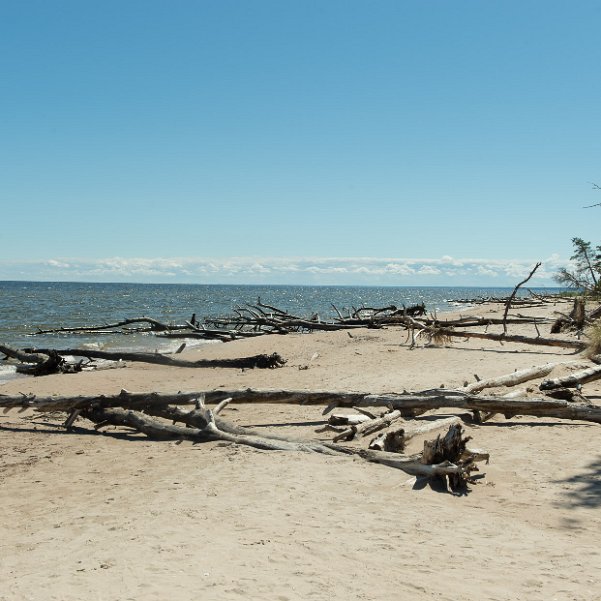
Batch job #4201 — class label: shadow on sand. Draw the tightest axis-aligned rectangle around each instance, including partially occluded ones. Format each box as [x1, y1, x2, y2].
[554, 455, 601, 509]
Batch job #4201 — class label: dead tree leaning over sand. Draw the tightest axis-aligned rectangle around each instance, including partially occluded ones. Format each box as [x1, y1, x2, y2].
[502, 262, 542, 334]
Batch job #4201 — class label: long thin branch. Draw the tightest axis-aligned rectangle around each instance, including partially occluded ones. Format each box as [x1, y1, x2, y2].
[503, 262, 542, 334]
[34, 317, 189, 335]
[429, 329, 585, 350]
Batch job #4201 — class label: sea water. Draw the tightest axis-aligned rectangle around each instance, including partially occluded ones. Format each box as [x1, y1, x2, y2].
[0, 281, 560, 384]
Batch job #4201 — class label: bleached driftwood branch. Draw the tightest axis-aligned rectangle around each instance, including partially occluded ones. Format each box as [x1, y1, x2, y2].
[332, 409, 404, 442]
[3, 388, 601, 424]
[539, 363, 601, 390]
[461, 362, 561, 394]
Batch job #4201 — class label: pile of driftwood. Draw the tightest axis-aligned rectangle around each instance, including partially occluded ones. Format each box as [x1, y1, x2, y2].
[2, 290, 600, 377]
[29, 300, 431, 341]
[0, 389, 493, 492]
[15, 264, 596, 355]
[3, 252, 601, 496]
[18, 296, 596, 346]
[3, 293, 601, 493]
[2, 359, 601, 493]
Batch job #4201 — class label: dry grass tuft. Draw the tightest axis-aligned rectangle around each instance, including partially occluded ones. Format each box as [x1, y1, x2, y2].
[585, 320, 601, 359]
[426, 327, 453, 347]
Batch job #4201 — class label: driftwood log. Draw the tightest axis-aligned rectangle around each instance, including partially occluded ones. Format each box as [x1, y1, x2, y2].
[328, 412, 372, 426]
[539, 363, 601, 390]
[1, 344, 85, 375]
[461, 362, 561, 394]
[361, 423, 484, 489]
[332, 409, 404, 442]
[3, 388, 601, 424]
[3, 344, 286, 372]
[35, 317, 191, 335]
[421, 329, 586, 350]
[20, 294, 569, 352]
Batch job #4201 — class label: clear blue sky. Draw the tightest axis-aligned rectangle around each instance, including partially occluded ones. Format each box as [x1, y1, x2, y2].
[1, 0, 600, 285]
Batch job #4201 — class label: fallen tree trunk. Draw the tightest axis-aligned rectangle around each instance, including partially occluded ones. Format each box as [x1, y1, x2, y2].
[361, 430, 486, 489]
[539, 363, 601, 390]
[422, 316, 551, 328]
[428, 329, 586, 350]
[3, 388, 601, 424]
[16, 352, 83, 376]
[551, 297, 586, 333]
[22, 347, 287, 370]
[361, 449, 477, 481]
[144, 404, 345, 448]
[1, 344, 84, 375]
[0, 344, 46, 364]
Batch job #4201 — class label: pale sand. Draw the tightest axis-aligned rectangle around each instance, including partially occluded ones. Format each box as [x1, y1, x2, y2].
[1, 300, 600, 601]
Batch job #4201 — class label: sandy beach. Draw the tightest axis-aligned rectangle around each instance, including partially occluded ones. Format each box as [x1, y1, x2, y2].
[1, 299, 600, 601]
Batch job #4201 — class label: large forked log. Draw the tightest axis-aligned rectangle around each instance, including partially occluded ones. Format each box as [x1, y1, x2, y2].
[80, 404, 483, 485]
[84, 406, 346, 456]
[461, 362, 561, 394]
[145, 402, 358, 450]
[21, 347, 286, 370]
[3, 388, 601, 424]
[539, 363, 601, 390]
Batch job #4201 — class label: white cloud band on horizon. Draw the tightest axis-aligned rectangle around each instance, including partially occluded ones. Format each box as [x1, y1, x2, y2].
[0, 255, 568, 286]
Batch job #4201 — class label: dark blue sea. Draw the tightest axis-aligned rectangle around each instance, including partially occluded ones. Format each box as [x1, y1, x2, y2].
[0, 281, 560, 383]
